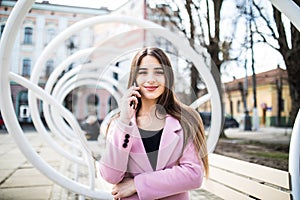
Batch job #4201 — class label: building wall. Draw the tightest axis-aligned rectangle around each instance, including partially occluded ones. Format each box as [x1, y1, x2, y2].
[224, 74, 291, 127]
[1, 1, 110, 124]
[74, 87, 112, 121]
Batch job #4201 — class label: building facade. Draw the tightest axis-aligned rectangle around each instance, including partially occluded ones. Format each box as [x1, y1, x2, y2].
[0, 0, 110, 123]
[224, 67, 292, 127]
[2, 1, 248, 129]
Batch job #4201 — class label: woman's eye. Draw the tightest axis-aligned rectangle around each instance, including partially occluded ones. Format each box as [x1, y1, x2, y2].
[138, 71, 147, 75]
[155, 70, 164, 75]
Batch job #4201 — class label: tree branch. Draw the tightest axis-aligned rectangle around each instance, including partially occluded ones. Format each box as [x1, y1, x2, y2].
[252, 1, 277, 39]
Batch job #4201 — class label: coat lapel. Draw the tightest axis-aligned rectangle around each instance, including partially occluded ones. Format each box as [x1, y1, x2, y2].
[128, 116, 153, 172]
[129, 115, 182, 172]
[156, 116, 182, 170]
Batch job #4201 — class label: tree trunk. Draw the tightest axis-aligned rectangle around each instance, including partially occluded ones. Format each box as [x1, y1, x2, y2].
[283, 28, 300, 125]
[273, 5, 300, 125]
[208, 0, 226, 137]
[184, 0, 199, 103]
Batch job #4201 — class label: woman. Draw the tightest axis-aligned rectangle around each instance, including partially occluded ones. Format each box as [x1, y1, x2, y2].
[99, 47, 208, 200]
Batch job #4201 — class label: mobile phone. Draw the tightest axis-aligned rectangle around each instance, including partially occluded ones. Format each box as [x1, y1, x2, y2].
[130, 82, 137, 108]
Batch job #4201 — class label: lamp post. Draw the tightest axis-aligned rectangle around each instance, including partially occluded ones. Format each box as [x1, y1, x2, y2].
[238, 81, 251, 131]
[249, 0, 259, 130]
[276, 77, 283, 126]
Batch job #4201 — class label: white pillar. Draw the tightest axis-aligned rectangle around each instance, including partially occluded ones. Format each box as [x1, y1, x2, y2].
[289, 109, 300, 200]
[35, 16, 45, 72]
[11, 32, 20, 74]
[57, 17, 68, 63]
[252, 108, 259, 131]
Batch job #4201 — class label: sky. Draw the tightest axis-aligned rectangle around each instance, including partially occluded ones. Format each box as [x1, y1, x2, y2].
[217, 0, 288, 82]
[35, 0, 128, 10]
[34, 0, 288, 82]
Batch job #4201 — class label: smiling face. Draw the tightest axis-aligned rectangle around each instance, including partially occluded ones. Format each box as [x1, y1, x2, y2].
[136, 55, 165, 103]
[128, 47, 175, 111]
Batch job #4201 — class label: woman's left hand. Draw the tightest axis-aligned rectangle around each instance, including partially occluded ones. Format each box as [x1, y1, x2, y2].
[111, 178, 137, 199]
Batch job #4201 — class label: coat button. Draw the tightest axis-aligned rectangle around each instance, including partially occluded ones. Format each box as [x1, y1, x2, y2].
[122, 134, 130, 148]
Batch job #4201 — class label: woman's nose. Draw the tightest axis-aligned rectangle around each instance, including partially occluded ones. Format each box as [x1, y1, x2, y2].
[146, 73, 155, 83]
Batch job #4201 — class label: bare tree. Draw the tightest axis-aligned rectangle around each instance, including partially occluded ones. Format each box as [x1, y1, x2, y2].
[148, 0, 241, 136]
[272, 1, 300, 125]
[148, 0, 300, 128]
[246, 0, 300, 125]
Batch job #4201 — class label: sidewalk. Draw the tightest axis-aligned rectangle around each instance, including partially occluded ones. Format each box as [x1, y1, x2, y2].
[0, 126, 292, 200]
[224, 126, 292, 145]
[0, 131, 71, 200]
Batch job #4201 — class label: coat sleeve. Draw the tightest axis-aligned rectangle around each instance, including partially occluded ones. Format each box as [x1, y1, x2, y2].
[134, 141, 204, 200]
[99, 120, 135, 184]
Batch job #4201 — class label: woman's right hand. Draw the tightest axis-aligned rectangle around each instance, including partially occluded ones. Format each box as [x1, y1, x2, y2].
[119, 85, 141, 124]
[112, 178, 137, 199]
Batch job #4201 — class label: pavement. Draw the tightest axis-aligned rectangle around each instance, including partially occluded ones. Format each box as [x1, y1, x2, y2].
[224, 126, 292, 145]
[0, 125, 292, 200]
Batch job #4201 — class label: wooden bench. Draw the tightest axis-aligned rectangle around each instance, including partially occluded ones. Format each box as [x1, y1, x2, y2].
[202, 153, 291, 200]
[202, 109, 300, 200]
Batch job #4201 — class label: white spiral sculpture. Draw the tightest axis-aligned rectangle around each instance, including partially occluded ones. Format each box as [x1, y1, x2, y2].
[1, 0, 298, 199]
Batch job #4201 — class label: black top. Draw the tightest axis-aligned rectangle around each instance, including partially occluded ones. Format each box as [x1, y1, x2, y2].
[139, 128, 163, 170]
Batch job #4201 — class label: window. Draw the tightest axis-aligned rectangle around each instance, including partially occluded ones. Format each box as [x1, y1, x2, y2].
[113, 62, 119, 80]
[66, 37, 77, 54]
[45, 59, 54, 77]
[237, 100, 241, 113]
[22, 58, 31, 76]
[0, 24, 5, 38]
[87, 94, 99, 105]
[68, 63, 74, 71]
[87, 94, 99, 115]
[46, 28, 56, 44]
[24, 27, 33, 44]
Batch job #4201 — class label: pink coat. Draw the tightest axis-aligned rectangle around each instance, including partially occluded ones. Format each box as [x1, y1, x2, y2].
[99, 115, 204, 200]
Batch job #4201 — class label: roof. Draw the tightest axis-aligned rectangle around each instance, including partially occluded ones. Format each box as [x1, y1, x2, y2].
[1, 0, 110, 15]
[225, 67, 288, 91]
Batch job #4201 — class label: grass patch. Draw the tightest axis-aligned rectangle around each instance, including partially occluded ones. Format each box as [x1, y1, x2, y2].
[240, 140, 290, 152]
[247, 151, 288, 160]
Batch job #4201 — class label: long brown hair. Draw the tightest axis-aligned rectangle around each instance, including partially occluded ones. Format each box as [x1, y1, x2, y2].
[128, 47, 209, 176]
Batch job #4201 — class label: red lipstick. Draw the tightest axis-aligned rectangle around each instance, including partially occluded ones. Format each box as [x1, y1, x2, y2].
[145, 86, 158, 91]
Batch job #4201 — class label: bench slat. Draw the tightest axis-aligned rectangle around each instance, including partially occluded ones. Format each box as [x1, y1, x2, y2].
[208, 166, 291, 200]
[209, 153, 290, 189]
[203, 179, 252, 200]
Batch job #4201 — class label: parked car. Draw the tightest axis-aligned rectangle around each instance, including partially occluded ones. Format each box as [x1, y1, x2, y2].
[199, 112, 239, 129]
[223, 113, 239, 128]
[199, 112, 212, 128]
[80, 115, 101, 141]
[0, 112, 5, 129]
